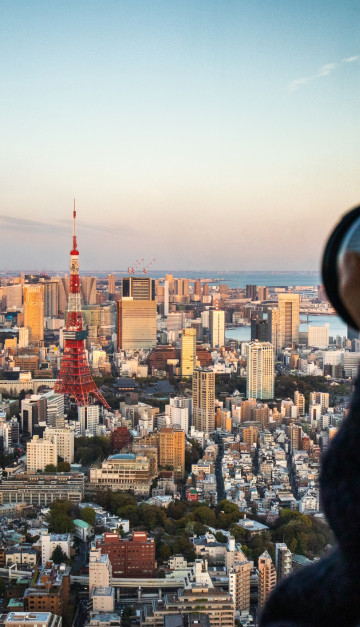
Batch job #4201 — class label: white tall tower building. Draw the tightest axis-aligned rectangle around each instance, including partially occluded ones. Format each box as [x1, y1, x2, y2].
[27, 436, 57, 472]
[246, 341, 274, 400]
[209, 309, 225, 348]
[181, 328, 197, 377]
[164, 280, 169, 316]
[89, 547, 112, 595]
[78, 405, 100, 435]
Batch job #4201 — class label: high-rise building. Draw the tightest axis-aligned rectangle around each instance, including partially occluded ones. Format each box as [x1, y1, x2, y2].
[309, 392, 329, 412]
[96, 531, 155, 579]
[256, 286, 269, 301]
[80, 276, 97, 305]
[181, 328, 196, 377]
[166, 398, 190, 433]
[294, 391, 305, 417]
[194, 280, 202, 297]
[192, 368, 215, 433]
[277, 293, 300, 348]
[275, 542, 292, 582]
[318, 284, 327, 303]
[44, 427, 74, 464]
[242, 425, 258, 445]
[108, 274, 115, 295]
[209, 309, 225, 348]
[174, 278, 189, 297]
[240, 398, 256, 422]
[117, 299, 157, 350]
[246, 341, 274, 400]
[21, 396, 47, 436]
[23, 285, 44, 343]
[158, 426, 185, 478]
[7, 284, 23, 309]
[229, 561, 251, 611]
[43, 280, 59, 318]
[251, 318, 268, 342]
[258, 550, 277, 607]
[18, 327, 29, 348]
[290, 425, 302, 452]
[308, 324, 329, 348]
[58, 277, 69, 315]
[122, 277, 154, 301]
[177, 586, 234, 627]
[268, 308, 281, 355]
[246, 285, 257, 300]
[164, 280, 169, 316]
[27, 435, 57, 472]
[89, 547, 112, 595]
[251, 404, 270, 428]
[165, 274, 174, 294]
[78, 405, 100, 435]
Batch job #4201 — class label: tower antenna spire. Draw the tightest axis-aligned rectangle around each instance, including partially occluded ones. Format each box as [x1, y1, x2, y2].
[73, 198, 77, 252]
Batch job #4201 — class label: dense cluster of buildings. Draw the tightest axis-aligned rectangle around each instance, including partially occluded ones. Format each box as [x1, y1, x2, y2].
[0, 218, 354, 626]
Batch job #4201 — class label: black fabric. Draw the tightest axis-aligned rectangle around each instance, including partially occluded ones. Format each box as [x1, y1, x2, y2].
[260, 374, 360, 626]
[321, 204, 360, 330]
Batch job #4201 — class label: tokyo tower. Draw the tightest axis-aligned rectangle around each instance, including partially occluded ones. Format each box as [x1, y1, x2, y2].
[54, 203, 110, 409]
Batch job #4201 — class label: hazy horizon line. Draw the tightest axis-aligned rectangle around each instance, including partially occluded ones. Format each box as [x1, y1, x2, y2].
[0, 268, 321, 275]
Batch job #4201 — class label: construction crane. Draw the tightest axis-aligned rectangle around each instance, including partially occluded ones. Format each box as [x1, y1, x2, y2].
[127, 258, 144, 277]
[143, 258, 156, 277]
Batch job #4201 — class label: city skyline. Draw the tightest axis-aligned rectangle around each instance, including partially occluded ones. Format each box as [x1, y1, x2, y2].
[1, 1, 360, 270]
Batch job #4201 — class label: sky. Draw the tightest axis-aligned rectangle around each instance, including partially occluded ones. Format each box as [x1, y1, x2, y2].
[1, 0, 360, 272]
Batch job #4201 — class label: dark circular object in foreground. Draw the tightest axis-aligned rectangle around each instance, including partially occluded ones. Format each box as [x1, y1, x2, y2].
[321, 205, 360, 331]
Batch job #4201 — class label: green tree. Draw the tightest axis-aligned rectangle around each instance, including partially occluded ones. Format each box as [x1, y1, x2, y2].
[47, 511, 75, 534]
[44, 464, 57, 473]
[215, 531, 227, 543]
[168, 501, 187, 520]
[158, 542, 172, 562]
[81, 506, 96, 526]
[289, 538, 298, 553]
[46, 500, 77, 533]
[57, 461, 71, 472]
[193, 506, 217, 527]
[51, 544, 68, 564]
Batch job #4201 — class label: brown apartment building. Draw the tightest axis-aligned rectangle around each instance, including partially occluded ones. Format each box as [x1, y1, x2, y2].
[96, 531, 155, 578]
[24, 562, 70, 617]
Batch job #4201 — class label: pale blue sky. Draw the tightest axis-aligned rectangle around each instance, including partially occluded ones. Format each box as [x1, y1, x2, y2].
[1, 0, 360, 271]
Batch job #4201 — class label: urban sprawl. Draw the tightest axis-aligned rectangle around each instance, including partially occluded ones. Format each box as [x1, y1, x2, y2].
[0, 216, 353, 627]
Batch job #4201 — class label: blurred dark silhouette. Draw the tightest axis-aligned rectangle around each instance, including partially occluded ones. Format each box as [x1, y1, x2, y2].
[261, 374, 360, 625]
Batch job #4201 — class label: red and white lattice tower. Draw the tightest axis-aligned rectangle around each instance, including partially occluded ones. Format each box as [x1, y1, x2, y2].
[54, 202, 110, 409]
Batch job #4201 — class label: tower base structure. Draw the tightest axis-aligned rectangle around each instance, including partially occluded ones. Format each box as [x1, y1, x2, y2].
[55, 336, 110, 409]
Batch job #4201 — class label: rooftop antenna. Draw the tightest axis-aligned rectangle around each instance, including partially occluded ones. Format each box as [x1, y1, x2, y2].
[72, 198, 77, 252]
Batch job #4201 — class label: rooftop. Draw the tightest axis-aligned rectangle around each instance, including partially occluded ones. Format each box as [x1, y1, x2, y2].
[108, 453, 135, 460]
[6, 613, 53, 623]
[74, 519, 91, 529]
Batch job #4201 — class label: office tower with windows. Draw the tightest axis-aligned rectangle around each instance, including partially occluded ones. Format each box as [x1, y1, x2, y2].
[108, 274, 115, 295]
[246, 341, 274, 400]
[192, 368, 215, 433]
[23, 284, 44, 343]
[277, 293, 300, 348]
[258, 550, 277, 607]
[209, 308, 225, 348]
[181, 328, 196, 377]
